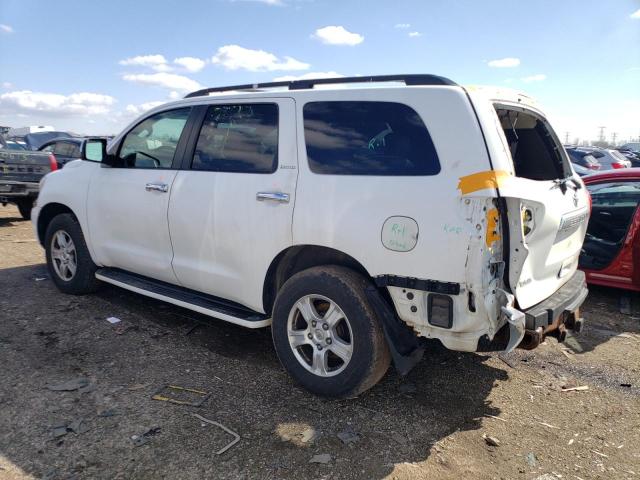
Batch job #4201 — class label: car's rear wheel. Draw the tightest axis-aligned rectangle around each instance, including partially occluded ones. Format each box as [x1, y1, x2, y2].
[45, 213, 100, 294]
[271, 266, 390, 398]
[16, 199, 33, 220]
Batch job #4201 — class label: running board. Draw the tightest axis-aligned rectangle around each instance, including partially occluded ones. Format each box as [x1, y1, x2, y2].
[95, 268, 271, 328]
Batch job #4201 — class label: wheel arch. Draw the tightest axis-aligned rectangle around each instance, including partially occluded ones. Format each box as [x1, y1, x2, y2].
[37, 203, 78, 246]
[262, 245, 371, 315]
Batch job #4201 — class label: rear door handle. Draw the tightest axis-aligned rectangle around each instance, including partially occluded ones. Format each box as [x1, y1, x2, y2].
[145, 182, 169, 193]
[256, 192, 290, 203]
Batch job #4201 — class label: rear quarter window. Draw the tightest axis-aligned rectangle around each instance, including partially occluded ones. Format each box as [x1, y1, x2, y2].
[303, 101, 440, 176]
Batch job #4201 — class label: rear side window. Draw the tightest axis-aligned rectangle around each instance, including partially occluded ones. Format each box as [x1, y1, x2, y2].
[53, 142, 76, 157]
[303, 101, 440, 176]
[192, 103, 278, 173]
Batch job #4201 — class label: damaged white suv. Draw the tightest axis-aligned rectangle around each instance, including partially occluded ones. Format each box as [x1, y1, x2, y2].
[33, 75, 589, 398]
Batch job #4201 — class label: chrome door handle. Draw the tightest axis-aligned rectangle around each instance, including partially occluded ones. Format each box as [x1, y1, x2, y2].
[256, 192, 290, 203]
[145, 183, 169, 193]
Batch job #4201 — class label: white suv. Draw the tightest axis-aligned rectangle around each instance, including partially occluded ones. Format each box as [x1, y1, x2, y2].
[32, 75, 589, 398]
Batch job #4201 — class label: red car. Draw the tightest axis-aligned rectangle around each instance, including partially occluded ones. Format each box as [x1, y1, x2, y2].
[580, 168, 640, 291]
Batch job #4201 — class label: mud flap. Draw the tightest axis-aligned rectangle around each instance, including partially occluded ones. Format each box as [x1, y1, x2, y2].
[365, 286, 425, 375]
[496, 289, 526, 353]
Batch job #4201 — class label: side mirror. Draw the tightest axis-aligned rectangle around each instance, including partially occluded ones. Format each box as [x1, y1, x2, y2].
[82, 138, 106, 162]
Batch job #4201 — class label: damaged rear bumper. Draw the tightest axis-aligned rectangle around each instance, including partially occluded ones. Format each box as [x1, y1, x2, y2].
[478, 270, 588, 352]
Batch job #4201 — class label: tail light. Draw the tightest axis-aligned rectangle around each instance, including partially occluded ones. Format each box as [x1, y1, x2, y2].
[522, 206, 535, 236]
[48, 153, 58, 171]
[587, 163, 600, 170]
[612, 161, 626, 169]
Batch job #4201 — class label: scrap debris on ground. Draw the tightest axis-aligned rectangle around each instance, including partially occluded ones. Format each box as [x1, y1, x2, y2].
[0, 205, 639, 479]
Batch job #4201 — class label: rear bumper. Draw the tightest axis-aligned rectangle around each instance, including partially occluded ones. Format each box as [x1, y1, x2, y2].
[477, 271, 587, 352]
[519, 270, 587, 349]
[523, 270, 588, 330]
[0, 181, 39, 200]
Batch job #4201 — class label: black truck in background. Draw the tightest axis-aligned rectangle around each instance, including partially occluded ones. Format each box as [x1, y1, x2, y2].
[0, 136, 57, 220]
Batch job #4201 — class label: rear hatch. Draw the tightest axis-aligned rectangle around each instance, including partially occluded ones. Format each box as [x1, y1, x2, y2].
[493, 105, 590, 309]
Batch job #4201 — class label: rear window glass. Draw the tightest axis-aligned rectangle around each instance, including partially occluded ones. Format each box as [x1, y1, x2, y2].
[303, 101, 440, 176]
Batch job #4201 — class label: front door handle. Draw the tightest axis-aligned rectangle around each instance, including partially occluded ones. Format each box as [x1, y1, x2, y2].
[145, 182, 169, 193]
[256, 192, 290, 203]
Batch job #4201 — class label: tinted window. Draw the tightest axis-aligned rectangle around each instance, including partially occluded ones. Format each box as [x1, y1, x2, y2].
[119, 108, 191, 168]
[303, 101, 440, 176]
[53, 142, 76, 157]
[192, 104, 278, 173]
[580, 181, 640, 270]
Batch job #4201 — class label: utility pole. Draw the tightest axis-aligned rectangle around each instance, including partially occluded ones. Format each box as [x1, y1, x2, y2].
[598, 126, 606, 143]
[612, 132, 617, 145]
[564, 131, 570, 144]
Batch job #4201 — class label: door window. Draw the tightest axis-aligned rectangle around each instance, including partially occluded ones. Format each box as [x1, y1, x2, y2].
[302, 101, 440, 175]
[53, 142, 76, 157]
[580, 181, 640, 270]
[118, 108, 191, 168]
[192, 103, 278, 173]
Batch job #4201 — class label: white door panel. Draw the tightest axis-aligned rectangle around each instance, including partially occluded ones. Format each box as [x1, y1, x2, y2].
[168, 98, 297, 312]
[87, 169, 179, 283]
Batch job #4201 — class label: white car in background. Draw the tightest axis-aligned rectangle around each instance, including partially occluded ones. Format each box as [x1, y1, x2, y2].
[32, 75, 590, 398]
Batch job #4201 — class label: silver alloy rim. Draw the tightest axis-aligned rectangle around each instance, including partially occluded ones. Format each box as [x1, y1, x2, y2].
[50, 230, 77, 281]
[287, 294, 353, 377]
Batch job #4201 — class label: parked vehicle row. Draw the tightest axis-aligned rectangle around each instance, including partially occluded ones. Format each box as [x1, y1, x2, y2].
[32, 74, 590, 398]
[565, 145, 634, 173]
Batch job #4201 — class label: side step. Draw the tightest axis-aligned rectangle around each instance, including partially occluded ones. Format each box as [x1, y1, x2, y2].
[95, 268, 271, 328]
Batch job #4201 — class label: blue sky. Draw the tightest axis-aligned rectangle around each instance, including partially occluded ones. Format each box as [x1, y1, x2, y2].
[1, 0, 639, 142]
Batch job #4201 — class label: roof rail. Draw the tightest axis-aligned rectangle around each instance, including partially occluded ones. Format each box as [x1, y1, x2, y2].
[184, 74, 458, 99]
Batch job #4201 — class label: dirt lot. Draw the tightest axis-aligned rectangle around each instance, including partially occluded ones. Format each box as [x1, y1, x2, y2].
[0, 205, 639, 480]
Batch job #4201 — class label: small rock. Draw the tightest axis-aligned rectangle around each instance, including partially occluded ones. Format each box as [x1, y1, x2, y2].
[526, 452, 537, 467]
[484, 435, 500, 447]
[337, 429, 359, 445]
[309, 453, 332, 464]
[300, 427, 318, 444]
[52, 426, 68, 438]
[47, 378, 90, 392]
[68, 419, 89, 434]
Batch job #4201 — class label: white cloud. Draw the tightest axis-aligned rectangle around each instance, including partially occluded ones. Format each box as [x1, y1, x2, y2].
[168, 91, 181, 100]
[0, 24, 13, 34]
[0, 90, 115, 116]
[630, 8, 640, 19]
[122, 72, 202, 92]
[408, 31, 422, 37]
[173, 56, 206, 72]
[211, 45, 309, 71]
[394, 23, 410, 29]
[487, 57, 521, 68]
[119, 54, 172, 72]
[2, 82, 12, 89]
[313, 26, 364, 46]
[125, 101, 166, 116]
[273, 71, 344, 81]
[521, 74, 547, 82]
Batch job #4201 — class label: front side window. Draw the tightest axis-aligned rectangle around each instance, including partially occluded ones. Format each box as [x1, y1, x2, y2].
[303, 101, 440, 176]
[580, 181, 640, 270]
[192, 103, 278, 173]
[119, 108, 191, 168]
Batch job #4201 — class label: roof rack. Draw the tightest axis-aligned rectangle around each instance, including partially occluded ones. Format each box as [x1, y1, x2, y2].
[184, 74, 457, 99]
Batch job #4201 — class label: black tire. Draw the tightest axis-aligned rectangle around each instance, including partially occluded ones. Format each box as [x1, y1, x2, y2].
[45, 213, 100, 295]
[16, 199, 33, 220]
[272, 265, 391, 398]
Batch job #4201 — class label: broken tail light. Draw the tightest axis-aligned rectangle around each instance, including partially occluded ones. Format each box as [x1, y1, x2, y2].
[522, 206, 535, 237]
[427, 294, 453, 329]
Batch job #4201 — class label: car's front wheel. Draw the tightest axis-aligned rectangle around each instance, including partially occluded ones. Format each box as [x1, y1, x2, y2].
[45, 213, 100, 295]
[271, 266, 391, 398]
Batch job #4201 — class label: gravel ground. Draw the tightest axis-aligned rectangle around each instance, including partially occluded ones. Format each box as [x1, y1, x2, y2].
[0, 205, 639, 480]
